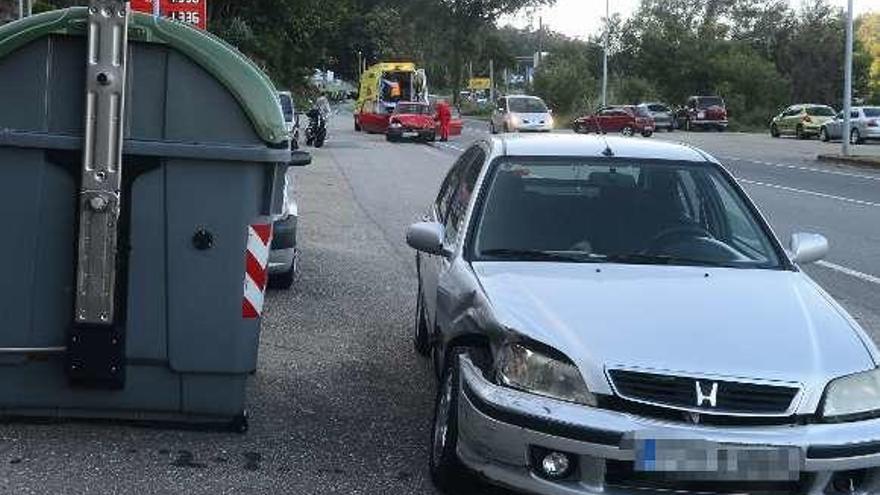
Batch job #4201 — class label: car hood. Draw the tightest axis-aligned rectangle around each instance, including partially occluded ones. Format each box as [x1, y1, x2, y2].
[391, 114, 434, 129]
[511, 112, 551, 122]
[472, 262, 875, 395]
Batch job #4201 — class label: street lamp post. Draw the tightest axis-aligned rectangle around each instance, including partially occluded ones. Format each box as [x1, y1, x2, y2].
[842, 0, 854, 156]
[602, 0, 609, 107]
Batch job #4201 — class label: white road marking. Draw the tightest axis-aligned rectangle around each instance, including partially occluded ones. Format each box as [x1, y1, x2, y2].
[816, 261, 880, 286]
[737, 178, 880, 208]
[719, 155, 880, 181]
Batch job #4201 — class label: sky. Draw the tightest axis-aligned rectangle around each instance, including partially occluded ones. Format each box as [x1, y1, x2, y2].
[502, 0, 879, 40]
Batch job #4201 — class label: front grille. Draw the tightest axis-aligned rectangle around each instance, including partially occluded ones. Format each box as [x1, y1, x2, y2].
[609, 369, 799, 416]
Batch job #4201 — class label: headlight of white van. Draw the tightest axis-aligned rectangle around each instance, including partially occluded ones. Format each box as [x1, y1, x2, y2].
[497, 342, 596, 406]
[822, 368, 880, 420]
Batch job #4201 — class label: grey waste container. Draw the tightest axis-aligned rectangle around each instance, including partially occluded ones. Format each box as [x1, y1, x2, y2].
[0, 6, 297, 431]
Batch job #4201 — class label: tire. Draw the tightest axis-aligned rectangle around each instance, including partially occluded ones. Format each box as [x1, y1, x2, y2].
[426, 132, 437, 142]
[315, 135, 325, 148]
[429, 350, 475, 492]
[621, 126, 634, 137]
[770, 124, 779, 138]
[386, 133, 397, 142]
[667, 125, 675, 133]
[851, 128, 863, 145]
[354, 120, 361, 132]
[413, 284, 430, 356]
[796, 125, 805, 140]
[820, 127, 830, 142]
[642, 130, 653, 138]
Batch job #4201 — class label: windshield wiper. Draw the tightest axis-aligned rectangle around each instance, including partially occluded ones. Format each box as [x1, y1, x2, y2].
[597, 253, 733, 267]
[480, 249, 599, 263]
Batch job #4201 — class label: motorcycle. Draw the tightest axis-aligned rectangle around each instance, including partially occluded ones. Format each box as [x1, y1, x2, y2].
[305, 107, 327, 148]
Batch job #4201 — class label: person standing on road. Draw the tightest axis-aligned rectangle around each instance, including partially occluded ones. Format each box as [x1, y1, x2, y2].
[436, 99, 452, 142]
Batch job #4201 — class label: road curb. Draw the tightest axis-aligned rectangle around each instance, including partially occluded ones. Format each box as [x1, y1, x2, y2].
[817, 154, 880, 168]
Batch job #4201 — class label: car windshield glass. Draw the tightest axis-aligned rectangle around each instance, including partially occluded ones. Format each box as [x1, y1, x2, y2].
[647, 104, 669, 112]
[632, 106, 651, 117]
[696, 97, 723, 109]
[395, 103, 429, 114]
[473, 158, 782, 269]
[508, 98, 548, 113]
[864, 108, 880, 117]
[278, 94, 294, 122]
[807, 106, 835, 117]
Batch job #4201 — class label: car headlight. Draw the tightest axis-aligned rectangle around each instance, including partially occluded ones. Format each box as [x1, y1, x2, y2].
[390, 121, 402, 128]
[496, 342, 596, 406]
[822, 368, 880, 420]
[697, 111, 706, 119]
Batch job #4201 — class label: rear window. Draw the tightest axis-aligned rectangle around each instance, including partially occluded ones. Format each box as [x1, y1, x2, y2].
[508, 97, 548, 113]
[395, 103, 429, 114]
[864, 108, 880, 118]
[647, 104, 669, 113]
[696, 97, 724, 109]
[278, 94, 294, 122]
[806, 106, 835, 117]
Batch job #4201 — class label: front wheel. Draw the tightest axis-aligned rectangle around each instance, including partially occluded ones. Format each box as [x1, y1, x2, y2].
[851, 128, 863, 145]
[430, 350, 475, 492]
[354, 119, 361, 132]
[621, 126, 634, 137]
[770, 124, 779, 138]
[642, 130, 653, 138]
[820, 127, 830, 142]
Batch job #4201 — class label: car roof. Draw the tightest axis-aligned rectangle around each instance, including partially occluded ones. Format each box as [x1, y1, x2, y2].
[493, 134, 711, 163]
[505, 95, 542, 100]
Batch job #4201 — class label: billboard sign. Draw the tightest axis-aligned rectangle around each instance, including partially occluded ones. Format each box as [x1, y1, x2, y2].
[130, 0, 207, 31]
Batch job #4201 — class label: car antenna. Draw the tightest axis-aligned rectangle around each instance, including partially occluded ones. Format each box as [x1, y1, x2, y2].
[593, 107, 615, 157]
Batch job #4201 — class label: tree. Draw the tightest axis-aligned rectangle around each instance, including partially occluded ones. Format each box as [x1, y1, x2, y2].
[533, 40, 598, 115]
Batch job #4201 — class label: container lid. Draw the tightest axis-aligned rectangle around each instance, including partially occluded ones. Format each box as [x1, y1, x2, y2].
[0, 7, 287, 146]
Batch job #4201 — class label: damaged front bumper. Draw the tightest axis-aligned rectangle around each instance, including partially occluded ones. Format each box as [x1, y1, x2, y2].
[456, 355, 880, 495]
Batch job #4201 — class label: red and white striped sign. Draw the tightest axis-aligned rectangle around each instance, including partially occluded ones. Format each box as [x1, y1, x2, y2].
[242, 223, 273, 319]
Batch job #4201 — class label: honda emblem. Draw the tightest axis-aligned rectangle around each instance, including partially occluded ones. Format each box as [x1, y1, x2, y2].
[695, 381, 719, 408]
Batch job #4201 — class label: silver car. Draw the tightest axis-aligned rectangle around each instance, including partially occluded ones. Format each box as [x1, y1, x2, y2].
[640, 102, 675, 132]
[820, 106, 880, 144]
[407, 134, 880, 495]
[490, 95, 554, 133]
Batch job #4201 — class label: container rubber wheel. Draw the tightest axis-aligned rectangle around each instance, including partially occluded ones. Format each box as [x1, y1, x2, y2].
[414, 284, 430, 356]
[230, 411, 249, 434]
[430, 349, 476, 492]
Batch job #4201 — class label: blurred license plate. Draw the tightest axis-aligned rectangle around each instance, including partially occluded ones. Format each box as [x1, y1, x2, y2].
[402, 131, 418, 138]
[635, 439, 801, 481]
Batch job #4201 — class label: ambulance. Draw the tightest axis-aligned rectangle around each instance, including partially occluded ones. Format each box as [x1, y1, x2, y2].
[355, 62, 429, 133]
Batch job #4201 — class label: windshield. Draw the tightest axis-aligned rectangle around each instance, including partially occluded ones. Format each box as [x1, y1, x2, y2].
[696, 97, 724, 109]
[395, 103, 430, 115]
[647, 104, 669, 113]
[631, 106, 651, 117]
[278, 94, 294, 122]
[806, 106, 835, 117]
[864, 108, 880, 118]
[508, 97, 548, 113]
[473, 158, 782, 269]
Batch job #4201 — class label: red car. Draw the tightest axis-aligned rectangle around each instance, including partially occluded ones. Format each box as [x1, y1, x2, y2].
[674, 96, 728, 131]
[572, 106, 655, 137]
[386, 102, 462, 142]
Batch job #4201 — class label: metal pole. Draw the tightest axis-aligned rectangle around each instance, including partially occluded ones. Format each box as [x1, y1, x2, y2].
[842, 0, 854, 156]
[17, 0, 23, 19]
[26, 0, 31, 16]
[489, 59, 495, 104]
[602, 0, 609, 107]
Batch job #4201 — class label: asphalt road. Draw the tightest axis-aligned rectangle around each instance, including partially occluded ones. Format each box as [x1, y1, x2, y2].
[0, 112, 876, 495]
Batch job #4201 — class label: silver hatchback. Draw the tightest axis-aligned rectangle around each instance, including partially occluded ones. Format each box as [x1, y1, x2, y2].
[406, 134, 880, 495]
[820, 107, 880, 144]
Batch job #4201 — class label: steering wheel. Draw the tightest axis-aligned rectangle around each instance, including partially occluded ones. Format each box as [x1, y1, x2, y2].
[645, 224, 713, 253]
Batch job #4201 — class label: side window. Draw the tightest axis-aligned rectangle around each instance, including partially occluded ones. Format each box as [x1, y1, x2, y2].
[444, 147, 487, 246]
[435, 152, 471, 221]
[708, 174, 769, 257]
[852, 111, 860, 119]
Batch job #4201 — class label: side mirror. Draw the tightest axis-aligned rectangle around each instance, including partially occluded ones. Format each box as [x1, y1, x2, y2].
[406, 221, 448, 256]
[790, 232, 829, 265]
[290, 150, 311, 167]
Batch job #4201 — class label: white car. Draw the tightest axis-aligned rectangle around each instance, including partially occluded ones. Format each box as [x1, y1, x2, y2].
[406, 134, 880, 495]
[490, 95, 553, 133]
[820, 106, 880, 144]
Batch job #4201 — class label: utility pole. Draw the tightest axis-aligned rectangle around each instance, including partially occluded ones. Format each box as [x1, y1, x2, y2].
[26, 0, 31, 16]
[538, 16, 544, 67]
[17, 0, 23, 19]
[489, 59, 495, 104]
[842, 0, 854, 156]
[602, 0, 609, 107]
